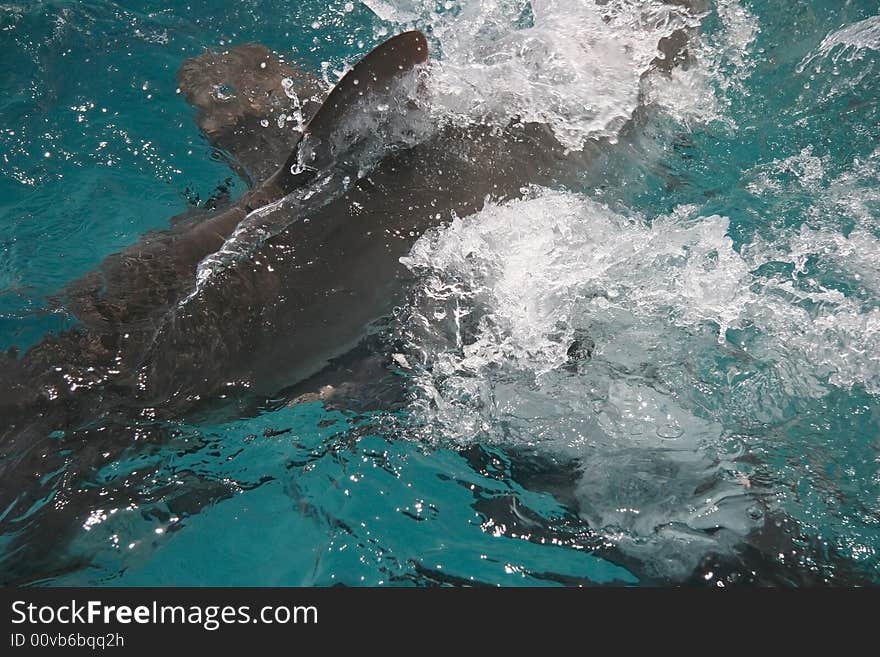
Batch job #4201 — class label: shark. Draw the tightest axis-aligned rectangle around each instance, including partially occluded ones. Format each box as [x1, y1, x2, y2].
[1, 19, 857, 585]
[0, 29, 589, 580]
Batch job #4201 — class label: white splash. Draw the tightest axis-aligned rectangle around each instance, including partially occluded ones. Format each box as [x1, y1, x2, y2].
[364, 0, 711, 149]
[745, 145, 828, 196]
[800, 14, 880, 70]
[397, 178, 880, 575]
[400, 190, 748, 442]
[645, 0, 759, 130]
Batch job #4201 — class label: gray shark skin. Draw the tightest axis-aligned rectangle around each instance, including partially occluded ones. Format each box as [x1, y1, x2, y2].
[0, 23, 863, 586]
[176, 43, 324, 186]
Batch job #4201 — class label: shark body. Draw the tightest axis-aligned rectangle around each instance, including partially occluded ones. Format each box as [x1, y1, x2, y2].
[0, 31, 606, 578]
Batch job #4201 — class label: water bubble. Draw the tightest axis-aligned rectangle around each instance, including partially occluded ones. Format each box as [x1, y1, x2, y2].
[212, 83, 236, 101]
[657, 423, 684, 439]
[281, 77, 296, 98]
[629, 423, 648, 436]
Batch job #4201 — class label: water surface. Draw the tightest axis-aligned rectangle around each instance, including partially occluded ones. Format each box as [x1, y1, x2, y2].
[1, 0, 879, 585]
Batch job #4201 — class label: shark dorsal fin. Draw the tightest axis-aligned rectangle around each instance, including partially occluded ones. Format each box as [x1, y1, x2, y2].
[266, 30, 429, 195]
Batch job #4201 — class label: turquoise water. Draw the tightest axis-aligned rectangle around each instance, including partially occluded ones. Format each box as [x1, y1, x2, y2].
[1, 0, 879, 585]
